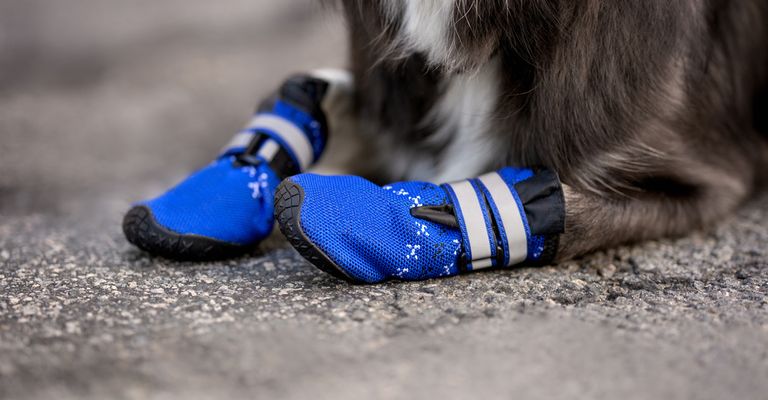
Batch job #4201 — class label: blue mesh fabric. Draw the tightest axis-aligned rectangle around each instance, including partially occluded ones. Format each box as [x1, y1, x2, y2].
[139, 95, 326, 245]
[291, 166, 538, 283]
[292, 174, 464, 283]
[527, 235, 547, 262]
[141, 156, 280, 245]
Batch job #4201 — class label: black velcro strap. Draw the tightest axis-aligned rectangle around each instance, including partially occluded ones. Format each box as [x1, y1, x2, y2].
[515, 168, 565, 237]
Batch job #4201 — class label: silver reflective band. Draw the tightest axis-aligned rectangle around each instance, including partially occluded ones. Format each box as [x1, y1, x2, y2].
[478, 172, 528, 266]
[257, 139, 280, 161]
[221, 135, 281, 163]
[447, 180, 494, 270]
[222, 131, 253, 154]
[246, 114, 313, 171]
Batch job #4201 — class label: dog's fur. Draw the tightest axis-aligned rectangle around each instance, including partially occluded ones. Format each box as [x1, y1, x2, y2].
[327, 0, 768, 261]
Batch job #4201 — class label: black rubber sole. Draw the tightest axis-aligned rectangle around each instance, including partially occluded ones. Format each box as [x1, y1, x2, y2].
[274, 179, 358, 283]
[122, 205, 250, 261]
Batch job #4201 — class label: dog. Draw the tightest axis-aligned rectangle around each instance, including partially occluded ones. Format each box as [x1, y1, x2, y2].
[123, 0, 768, 280]
[323, 0, 768, 262]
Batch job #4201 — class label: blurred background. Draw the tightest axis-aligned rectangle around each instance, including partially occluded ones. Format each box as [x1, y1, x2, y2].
[1, 2, 767, 400]
[0, 0, 345, 218]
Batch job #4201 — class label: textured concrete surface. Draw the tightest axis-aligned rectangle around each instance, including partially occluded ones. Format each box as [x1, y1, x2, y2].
[1, 1, 767, 399]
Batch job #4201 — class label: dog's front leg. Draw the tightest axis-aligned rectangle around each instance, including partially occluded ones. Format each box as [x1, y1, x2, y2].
[554, 163, 754, 262]
[305, 69, 377, 178]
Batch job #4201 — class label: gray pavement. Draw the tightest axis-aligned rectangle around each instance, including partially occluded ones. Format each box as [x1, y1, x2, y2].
[1, 1, 767, 399]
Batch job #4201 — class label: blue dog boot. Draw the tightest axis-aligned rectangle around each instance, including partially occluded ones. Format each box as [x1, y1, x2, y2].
[123, 71, 351, 260]
[274, 168, 566, 283]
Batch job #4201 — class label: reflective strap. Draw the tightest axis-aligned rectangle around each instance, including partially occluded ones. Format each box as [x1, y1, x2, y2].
[447, 180, 494, 270]
[245, 114, 313, 171]
[221, 131, 253, 154]
[220, 134, 290, 164]
[478, 172, 528, 266]
[257, 139, 280, 161]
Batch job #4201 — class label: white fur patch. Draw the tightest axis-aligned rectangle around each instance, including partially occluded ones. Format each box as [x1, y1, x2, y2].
[427, 56, 504, 182]
[375, 1, 505, 182]
[381, 0, 456, 67]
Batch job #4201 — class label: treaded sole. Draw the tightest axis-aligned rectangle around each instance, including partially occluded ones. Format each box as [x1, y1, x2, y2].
[122, 205, 250, 261]
[274, 179, 359, 283]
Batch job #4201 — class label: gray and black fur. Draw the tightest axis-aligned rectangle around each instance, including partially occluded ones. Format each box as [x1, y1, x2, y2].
[329, 0, 768, 261]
